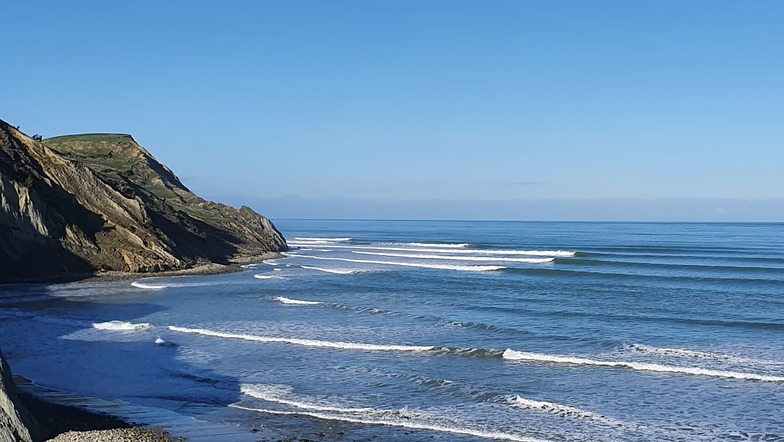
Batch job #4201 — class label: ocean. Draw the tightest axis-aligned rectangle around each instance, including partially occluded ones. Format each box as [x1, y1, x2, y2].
[1, 220, 783, 441]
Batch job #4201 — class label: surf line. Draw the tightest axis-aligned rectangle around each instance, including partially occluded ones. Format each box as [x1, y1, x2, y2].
[502, 350, 784, 382]
[167, 326, 433, 352]
[229, 404, 550, 442]
[285, 254, 506, 272]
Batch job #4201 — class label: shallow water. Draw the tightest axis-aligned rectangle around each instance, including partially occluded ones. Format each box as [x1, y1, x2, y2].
[1, 220, 783, 441]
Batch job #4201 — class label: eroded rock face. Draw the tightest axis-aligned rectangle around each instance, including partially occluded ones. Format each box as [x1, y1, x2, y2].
[0, 119, 287, 283]
[0, 352, 39, 442]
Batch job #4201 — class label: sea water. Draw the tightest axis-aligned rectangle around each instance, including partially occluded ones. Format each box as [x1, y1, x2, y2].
[1, 220, 783, 441]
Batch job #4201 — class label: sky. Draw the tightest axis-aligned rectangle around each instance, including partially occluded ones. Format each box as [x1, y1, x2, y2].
[2, 1, 783, 221]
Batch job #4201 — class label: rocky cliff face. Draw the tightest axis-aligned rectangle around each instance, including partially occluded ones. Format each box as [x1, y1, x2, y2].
[0, 119, 287, 283]
[0, 352, 39, 442]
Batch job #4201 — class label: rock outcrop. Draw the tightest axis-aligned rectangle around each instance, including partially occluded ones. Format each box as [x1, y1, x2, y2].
[0, 119, 287, 283]
[0, 352, 40, 442]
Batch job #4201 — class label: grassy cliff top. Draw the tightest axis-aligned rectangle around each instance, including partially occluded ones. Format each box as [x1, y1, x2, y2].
[45, 134, 137, 159]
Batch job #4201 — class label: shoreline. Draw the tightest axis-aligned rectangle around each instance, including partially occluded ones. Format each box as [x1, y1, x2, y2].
[0, 252, 285, 286]
[1, 252, 284, 441]
[20, 390, 177, 442]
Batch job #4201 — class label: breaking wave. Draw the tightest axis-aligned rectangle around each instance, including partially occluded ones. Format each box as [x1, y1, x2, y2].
[234, 383, 547, 442]
[406, 242, 472, 248]
[274, 296, 321, 306]
[288, 255, 506, 272]
[352, 251, 554, 264]
[253, 274, 285, 280]
[130, 281, 167, 289]
[167, 326, 433, 352]
[320, 244, 576, 257]
[92, 320, 152, 331]
[301, 266, 367, 275]
[502, 349, 784, 382]
[505, 395, 624, 427]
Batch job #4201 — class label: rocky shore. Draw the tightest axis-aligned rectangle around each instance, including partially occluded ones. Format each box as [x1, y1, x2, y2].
[3, 351, 178, 442]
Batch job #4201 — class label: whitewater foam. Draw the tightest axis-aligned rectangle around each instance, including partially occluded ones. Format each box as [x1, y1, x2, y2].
[167, 326, 433, 352]
[319, 244, 576, 257]
[230, 404, 548, 442]
[301, 265, 366, 275]
[131, 281, 167, 289]
[505, 395, 624, 426]
[289, 255, 506, 272]
[502, 349, 784, 382]
[241, 384, 374, 413]
[352, 251, 554, 264]
[294, 237, 352, 242]
[253, 274, 285, 280]
[407, 242, 471, 248]
[93, 321, 152, 331]
[274, 296, 321, 306]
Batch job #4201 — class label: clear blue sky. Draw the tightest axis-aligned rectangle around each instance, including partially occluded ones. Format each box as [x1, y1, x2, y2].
[3, 1, 783, 221]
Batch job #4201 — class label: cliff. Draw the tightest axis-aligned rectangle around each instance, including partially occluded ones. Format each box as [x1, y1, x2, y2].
[0, 352, 40, 442]
[0, 119, 287, 283]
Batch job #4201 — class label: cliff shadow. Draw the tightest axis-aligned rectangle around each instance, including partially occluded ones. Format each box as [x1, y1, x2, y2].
[0, 281, 250, 440]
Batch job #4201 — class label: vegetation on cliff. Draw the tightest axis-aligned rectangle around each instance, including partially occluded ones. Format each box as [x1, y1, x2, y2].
[0, 119, 287, 283]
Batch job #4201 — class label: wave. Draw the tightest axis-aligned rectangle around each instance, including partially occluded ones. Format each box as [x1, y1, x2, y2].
[92, 320, 152, 331]
[502, 349, 784, 382]
[130, 279, 216, 289]
[301, 266, 367, 275]
[622, 343, 738, 361]
[407, 242, 471, 248]
[352, 251, 554, 264]
[505, 395, 624, 427]
[294, 237, 352, 242]
[233, 386, 547, 442]
[131, 281, 167, 289]
[241, 384, 374, 413]
[253, 274, 285, 280]
[321, 244, 576, 257]
[620, 343, 784, 368]
[274, 296, 321, 306]
[288, 255, 506, 272]
[167, 326, 433, 352]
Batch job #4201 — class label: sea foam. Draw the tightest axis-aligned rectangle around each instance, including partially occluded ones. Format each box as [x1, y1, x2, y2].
[233, 385, 549, 442]
[93, 321, 152, 331]
[505, 395, 624, 427]
[301, 265, 366, 275]
[167, 326, 433, 352]
[502, 349, 784, 382]
[274, 296, 321, 306]
[352, 251, 554, 264]
[322, 244, 576, 257]
[289, 255, 506, 272]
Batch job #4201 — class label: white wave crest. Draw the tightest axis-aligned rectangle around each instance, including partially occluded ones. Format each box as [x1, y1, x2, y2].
[502, 349, 784, 382]
[93, 321, 152, 331]
[407, 242, 471, 248]
[289, 255, 505, 272]
[274, 296, 321, 306]
[623, 343, 732, 360]
[131, 279, 214, 289]
[352, 251, 553, 264]
[301, 244, 576, 257]
[167, 326, 433, 352]
[506, 395, 623, 426]
[229, 404, 545, 442]
[294, 237, 352, 242]
[254, 274, 285, 280]
[301, 265, 366, 275]
[131, 281, 167, 289]
[241, 384, 374, 413]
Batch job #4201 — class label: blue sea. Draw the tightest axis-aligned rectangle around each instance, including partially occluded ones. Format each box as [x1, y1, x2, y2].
[1, 220, 783, 441]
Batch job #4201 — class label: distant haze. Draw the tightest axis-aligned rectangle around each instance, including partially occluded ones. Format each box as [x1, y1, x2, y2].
[3, 2, 782, 221]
